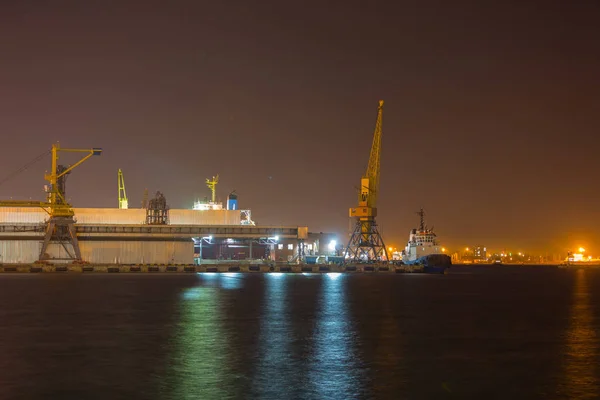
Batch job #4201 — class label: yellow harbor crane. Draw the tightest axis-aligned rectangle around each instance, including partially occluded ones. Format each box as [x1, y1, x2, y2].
[206, 175, 219, 203]
[118, 169, 128, 209]
[0, 142, 102, 261]
[344, 100, 388, 262]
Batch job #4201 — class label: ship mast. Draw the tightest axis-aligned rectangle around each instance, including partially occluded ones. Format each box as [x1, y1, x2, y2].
[417, 208, 426, 231]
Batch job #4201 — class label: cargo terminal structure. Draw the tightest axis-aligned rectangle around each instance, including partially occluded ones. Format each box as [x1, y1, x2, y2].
[0, 203, 339, 265]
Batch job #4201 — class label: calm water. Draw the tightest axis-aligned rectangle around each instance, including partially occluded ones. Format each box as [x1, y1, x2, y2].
[0, 266, 598, 399]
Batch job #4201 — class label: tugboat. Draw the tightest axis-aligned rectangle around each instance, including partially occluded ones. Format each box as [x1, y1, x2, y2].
[397, 208, 451, 274]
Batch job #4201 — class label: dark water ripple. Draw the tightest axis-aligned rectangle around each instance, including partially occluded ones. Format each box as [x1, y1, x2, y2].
[0, 266, 598, 399]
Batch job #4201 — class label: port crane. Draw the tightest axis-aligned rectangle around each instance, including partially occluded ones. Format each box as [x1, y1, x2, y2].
[206, 175, 219, 203]
[118, 169, 128, 209]
[344, 100, 388, 262]
[0, 143, 102, 261]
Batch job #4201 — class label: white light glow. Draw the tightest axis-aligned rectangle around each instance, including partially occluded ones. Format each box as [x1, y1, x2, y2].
[327, 272, 342, 280]
[328, 240, 337, 251]
[268, 272, 284, 278]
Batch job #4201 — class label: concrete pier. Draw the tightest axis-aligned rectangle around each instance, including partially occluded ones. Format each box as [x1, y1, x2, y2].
[0, 263, 426, 274]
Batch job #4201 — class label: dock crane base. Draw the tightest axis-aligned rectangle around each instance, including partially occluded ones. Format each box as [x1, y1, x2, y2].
[345, 218, 387, 262]
[39, 216, 82, 262]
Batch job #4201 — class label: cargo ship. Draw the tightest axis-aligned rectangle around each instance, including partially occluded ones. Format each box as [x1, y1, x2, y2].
[395, 208, 451, 274]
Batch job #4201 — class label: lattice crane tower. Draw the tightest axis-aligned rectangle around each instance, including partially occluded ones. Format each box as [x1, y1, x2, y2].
[344, 100, 388, 262]
[206, 175, 219, 203]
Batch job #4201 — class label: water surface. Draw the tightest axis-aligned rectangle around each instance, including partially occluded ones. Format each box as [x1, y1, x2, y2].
[0, 266, 598, 399]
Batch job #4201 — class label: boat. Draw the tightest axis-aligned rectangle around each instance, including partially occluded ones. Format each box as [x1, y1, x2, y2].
[397, 208, 451, 274]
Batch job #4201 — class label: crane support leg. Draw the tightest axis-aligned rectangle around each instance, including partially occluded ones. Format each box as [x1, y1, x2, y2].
[39, 216, 82, 261]
[345, 218, 388, 262]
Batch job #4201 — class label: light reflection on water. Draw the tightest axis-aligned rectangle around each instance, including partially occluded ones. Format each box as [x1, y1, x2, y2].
[252, 272, 292, 397]
[310, 273, 363, 399]
[560, 269, 599, 397]
[170, 285, 230, 399]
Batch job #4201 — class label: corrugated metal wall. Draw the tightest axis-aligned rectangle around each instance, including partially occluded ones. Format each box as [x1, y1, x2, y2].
[79, 240, 194, 264]
[0, 208, 47, 224]
[0, 207, 242, 226]
[73, 208, 146, 224]
[0, 240, 40, 263]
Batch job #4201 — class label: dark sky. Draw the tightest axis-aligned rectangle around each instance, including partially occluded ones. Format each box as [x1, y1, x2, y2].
[1, 1, 599, 254]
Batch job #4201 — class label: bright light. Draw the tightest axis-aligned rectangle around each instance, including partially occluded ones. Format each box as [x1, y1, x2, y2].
[328, 240, 337, 251]
[579, 247, 585, 253]
[273, 236, 279, 242]
[465, 247, 469, 251]
[268, 272, 284, 278]
[222, 273, 240, 278]
[442, 247, 446, 253]
[388, 247, 393, 252]
[327, 272, 342, 280]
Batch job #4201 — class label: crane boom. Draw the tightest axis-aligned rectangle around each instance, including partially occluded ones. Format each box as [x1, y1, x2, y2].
[364, 100, 383, 208]
[118, 169, 128, 209]
[44, 143, 102, 217]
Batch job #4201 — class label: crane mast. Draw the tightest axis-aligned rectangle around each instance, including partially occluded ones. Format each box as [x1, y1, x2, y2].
[206, 175, 219, 203]
[118, 169, 128, 209]
[344, 101, 388, 262]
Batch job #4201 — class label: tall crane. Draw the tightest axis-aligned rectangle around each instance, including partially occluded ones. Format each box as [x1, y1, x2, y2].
[206, 175, 219, 203]
[118, 169, 128, 209]
[344, 100, 388, 262]
[0, 143, 102, 261]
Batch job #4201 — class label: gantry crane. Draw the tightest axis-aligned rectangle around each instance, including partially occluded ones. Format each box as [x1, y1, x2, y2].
[344, 100, 388, 262]
[0, 143, 102, 261]
[118, 169, 128, 209]
[206, 175, 219, 203]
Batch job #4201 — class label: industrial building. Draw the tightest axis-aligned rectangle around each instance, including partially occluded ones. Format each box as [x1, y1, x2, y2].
[0, 205, 321, 265]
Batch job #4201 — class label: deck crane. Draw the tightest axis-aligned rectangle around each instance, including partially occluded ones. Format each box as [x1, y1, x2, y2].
[344, 100, 388, 262]
[206, 175, 219, 203]
[0, 143, 102, 261]
[118, 169, 128, 209]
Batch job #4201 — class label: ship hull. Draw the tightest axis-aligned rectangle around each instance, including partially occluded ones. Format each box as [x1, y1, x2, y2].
[403, 254, 452, 274]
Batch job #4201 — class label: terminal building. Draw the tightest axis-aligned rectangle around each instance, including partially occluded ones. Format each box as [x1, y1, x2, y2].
[0, 192, 340, 265]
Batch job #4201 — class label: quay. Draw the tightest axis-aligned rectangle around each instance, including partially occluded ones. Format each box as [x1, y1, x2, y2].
[0, 263, 425, 274]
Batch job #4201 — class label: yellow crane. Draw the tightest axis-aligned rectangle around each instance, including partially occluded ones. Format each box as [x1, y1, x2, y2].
[0, 142, 102, 261]
[344, 100, 388, 262]
[206, 174, 219, 203]
[118, 169, 128, 209]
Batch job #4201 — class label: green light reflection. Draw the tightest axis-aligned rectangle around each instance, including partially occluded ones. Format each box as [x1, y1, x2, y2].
[166, 285, 232, 399]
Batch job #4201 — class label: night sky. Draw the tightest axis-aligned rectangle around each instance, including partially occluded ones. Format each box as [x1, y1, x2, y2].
[1, 1, 598, 254]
